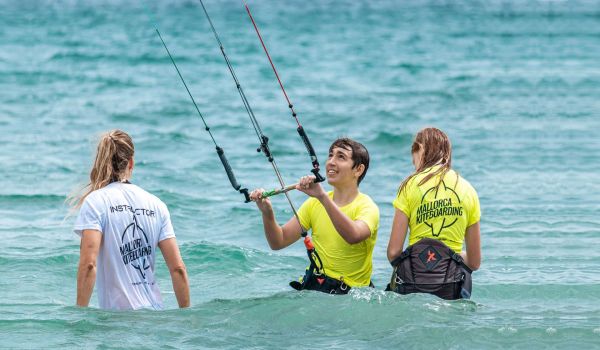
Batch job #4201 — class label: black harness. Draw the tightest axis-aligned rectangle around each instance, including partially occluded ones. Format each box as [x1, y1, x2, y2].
[289, 265, 375, 295]
[386, 238, 473, 300]
[290, 271, 351, 295]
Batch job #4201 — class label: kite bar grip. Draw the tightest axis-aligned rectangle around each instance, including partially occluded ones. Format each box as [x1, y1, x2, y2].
[216, 146, 250, 203]
[297, 126, 325, 183]
[297, 126, 317, 163]
[217, 146, 240, 190]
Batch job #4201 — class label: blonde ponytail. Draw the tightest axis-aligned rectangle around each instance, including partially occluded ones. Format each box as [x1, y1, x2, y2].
[68, 130, 134, 209]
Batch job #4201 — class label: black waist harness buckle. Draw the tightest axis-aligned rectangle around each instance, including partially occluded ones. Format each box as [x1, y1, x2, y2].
[386, 238, 473, 300]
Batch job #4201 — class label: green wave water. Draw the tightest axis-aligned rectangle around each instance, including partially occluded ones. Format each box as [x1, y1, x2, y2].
[1, 0, 600, 348]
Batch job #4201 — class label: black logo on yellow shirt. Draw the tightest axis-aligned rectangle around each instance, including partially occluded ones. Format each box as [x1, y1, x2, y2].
[119, 215, 152, 279]
[416, 181, 463, 237]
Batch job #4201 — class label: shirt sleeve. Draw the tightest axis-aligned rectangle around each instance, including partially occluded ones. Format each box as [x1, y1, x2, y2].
[73, 197, 104, 237]
[392, 185, 412, 219]
[159, 203, 176, 242]
[467, 188, 481, 227]
[296, 198, 313, 231]
[354, 197, 379, 236]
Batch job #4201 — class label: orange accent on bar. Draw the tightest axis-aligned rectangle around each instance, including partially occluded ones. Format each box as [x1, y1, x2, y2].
[304, 236, 314, 250]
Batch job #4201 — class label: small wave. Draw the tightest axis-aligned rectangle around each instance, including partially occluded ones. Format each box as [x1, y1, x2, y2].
[0, 193, 66, 204]
[0, 250, 77, 265]
[394, 62, 424, 75]
[180, 241, 292, 269]
[47, 51, 188, 65]
[48, 51, 121, 62]
[446, 74, 477, 82]
[369, 131, 413, 146]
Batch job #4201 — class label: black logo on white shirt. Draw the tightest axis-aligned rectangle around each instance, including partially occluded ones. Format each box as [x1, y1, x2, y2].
[119, 215, 152, 279]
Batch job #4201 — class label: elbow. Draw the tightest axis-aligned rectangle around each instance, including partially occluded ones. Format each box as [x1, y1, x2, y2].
[80, 261, 96, 274]
[85, 262, 96, 271]
[267, 240, 284, 251]
[266, 230, 286, 250]
[170, 263, 187, 277]
[469, 260, 481, 271]
[343, 236, 360, 245]
[349, 237, 365, 245]
[387, 248, 399, 263]
[343, 231, 368, 245]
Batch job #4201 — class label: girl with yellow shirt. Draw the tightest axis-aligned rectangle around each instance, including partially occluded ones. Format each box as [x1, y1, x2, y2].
[387, 127, 481, 300]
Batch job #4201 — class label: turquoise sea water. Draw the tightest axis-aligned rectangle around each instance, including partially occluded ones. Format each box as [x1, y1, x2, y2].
[2, 0, 600, 348]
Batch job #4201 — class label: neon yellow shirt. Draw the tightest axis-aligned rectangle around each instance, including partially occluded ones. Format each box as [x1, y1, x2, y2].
[393, 166, 480, 253]
[297, 191, 379, 287]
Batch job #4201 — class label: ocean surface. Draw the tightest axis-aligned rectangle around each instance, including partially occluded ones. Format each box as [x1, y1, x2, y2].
[1, 0, 600, 348]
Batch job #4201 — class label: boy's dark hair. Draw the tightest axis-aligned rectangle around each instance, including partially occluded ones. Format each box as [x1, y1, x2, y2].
[329, 138, 370, 185]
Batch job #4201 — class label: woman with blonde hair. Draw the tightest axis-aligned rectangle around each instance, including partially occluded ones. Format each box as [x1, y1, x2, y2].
[70, 130, 189, 310]
[386, 127, 481, 300]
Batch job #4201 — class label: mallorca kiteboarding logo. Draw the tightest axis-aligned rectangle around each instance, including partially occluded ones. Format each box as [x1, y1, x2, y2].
[119, 215, 152, 279]
[416, 180, 464, 236]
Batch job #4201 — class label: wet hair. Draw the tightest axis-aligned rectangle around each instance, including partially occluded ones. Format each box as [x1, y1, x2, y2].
[69, 129, 134, 209]
[398, 127, 456, 194]
[329, 138, 370, 185]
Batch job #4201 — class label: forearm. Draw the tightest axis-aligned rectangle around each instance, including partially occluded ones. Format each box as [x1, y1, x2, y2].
[261, 210, 285, 250]
[460, 251, 480, 271]
[387, 241, 404, 262]
[76, 261, 96, 307]
[318, 195, 364, 244]
[170, 264, 190, 308]
[387, 209, 409, 262]
[462, 222, 481, 271]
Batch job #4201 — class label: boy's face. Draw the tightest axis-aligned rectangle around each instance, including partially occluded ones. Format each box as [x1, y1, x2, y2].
[326, 146, 361, 187]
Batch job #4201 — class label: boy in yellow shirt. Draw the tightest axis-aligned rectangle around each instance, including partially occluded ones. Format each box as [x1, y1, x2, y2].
[250, 138, 379, 294]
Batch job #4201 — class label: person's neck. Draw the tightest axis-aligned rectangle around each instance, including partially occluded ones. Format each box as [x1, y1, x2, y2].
[118, 174, 132, 183]
[121, 169, 133, 182]
[331, 184, 359, 207]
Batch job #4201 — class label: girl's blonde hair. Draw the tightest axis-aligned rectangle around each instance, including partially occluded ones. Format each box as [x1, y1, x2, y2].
[68, 130, 134, 209]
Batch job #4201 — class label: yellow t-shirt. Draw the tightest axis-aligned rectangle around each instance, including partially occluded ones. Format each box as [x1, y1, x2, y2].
[297, 191, 379, 287]
[393, 166, 480, 253]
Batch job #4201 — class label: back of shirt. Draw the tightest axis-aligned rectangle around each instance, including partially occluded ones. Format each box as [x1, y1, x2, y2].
[393, 166, 480, 253]
[74, 182, 175, 310]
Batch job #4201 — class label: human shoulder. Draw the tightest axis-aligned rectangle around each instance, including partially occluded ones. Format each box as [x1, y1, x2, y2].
[128, 183, 160, 201]
[82, 186, 109, 206]
[355, 192, 377, 207]
[448, 171, 479, 211]
[402, 167, 433, 191]
[131, 184, 170, 211]
[455, 172, 478, 195]
[354, 192, 379, 213]
[397, 171, 422, 199]
[353, 192, 380, 233]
